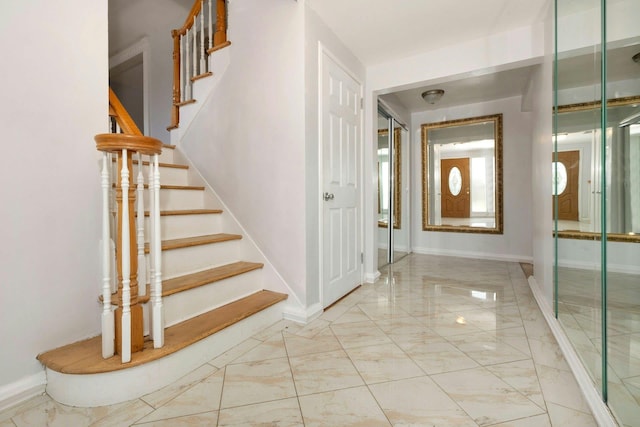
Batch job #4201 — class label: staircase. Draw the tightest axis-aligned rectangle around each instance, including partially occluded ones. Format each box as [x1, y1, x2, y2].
[37, 140, 289, 407]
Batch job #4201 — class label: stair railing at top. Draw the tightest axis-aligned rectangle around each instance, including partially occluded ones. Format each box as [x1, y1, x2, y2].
[99, 88, 164, 363]
[168, 0, 229, 130]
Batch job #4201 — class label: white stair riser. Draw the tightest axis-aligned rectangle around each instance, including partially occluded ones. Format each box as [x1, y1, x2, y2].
[149, 239, 242, 279]
[163, 269, 264, 327]
[143, 214, 223, 242]
[45, 301, 286, 407]
[158, 149, 174, 164]
[139, 165, 190, 186]
[143, 189, 205, 211]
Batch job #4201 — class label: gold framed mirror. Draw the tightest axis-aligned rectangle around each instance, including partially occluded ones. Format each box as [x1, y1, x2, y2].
[378, 127, 401, 229]
[421, 114, 503, 234]
[555, 95, 640, 242]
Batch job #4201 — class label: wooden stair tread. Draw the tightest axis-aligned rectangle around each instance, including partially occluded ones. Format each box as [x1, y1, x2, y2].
[37, 290, 288, 374]
[145, 233, 242, 253]
[163, 261, 264, 296]
[115, 184, 204, 191]
[176, 99, 196, 107]
[162, 143, 175, 149]
[191, 71, 213, 82]
[144, 209, 223, 217]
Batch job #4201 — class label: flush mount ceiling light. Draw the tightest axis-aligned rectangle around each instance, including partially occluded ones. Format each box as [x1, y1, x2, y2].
[421, 89, 445, 104]
[633, 52, 640, 64]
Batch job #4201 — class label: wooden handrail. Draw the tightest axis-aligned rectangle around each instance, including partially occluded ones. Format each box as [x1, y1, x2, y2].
[176, 0, 204, 37]
[109, 87, 142, 136]
[168, 0, 229, 130]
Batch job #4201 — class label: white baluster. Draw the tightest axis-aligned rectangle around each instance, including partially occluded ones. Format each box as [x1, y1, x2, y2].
[185, 28, 191, 100]
[147, 152, 156, 341]
[208, 0, 213, 51]
[151, 154, 164, 348]
[136, 152, 146, 296]
[180, 33, 185, 103]
[101, 153, 115, 359]
[110, 153, 117, 294]
[120, 148, 132, 363]
[200, 1, 206, 73]
[192, 16, 197, 77]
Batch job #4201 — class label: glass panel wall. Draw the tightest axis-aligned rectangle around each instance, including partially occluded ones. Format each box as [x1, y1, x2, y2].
[555, 1, 640, 425]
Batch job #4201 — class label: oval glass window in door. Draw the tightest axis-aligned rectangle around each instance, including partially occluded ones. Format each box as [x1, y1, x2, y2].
[552, 162, 568, 195]
[449, 166, 463, 196]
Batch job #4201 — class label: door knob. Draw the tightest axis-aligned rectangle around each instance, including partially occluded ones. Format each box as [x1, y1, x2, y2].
[323, 192, 335, 201]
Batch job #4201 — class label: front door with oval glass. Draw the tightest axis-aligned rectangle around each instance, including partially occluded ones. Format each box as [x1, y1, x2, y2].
[441, 158, 470, 218]
[553, 150, 579, 221]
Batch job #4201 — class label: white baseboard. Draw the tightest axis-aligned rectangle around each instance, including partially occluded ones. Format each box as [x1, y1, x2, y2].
[0, 371, 46, 412]
[412, 246, 533, 263]
[282, 302, 323, 324]
[527, 276, 617, 427]
[364, 270, 381, 283]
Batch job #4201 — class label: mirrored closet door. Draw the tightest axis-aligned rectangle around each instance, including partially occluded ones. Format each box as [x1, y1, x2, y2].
[377, 104, 409, 267]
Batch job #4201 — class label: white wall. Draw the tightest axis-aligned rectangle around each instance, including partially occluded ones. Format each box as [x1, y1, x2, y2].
[0, 0, 107, 395]
[180, 0, 308, 304]
[304, 4, 366, 305]
[410, 97, 533, 262]
[109, 0, 192, 143]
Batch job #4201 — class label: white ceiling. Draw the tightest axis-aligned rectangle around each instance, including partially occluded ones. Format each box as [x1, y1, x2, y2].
[306, 0, 549, 67]
[306, 0, 549, 112]
[382, 66, 536, 113]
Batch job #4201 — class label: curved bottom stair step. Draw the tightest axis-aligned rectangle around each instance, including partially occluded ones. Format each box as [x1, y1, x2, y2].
[37, 290, 287, 375]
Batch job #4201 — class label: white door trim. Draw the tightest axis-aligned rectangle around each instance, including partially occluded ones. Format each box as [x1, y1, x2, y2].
[317, 42, 364, 308]
[109, 37, 150, 136]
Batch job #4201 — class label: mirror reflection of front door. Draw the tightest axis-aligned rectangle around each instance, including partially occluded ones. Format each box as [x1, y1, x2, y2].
[553, 150, 580, 221]
[441, 158, 470, 218]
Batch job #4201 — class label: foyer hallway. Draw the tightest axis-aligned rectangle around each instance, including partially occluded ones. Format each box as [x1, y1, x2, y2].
[1, 255, 596, 426]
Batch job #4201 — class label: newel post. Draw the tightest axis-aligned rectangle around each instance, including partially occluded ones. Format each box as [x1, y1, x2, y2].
[169, 30, 181, 130]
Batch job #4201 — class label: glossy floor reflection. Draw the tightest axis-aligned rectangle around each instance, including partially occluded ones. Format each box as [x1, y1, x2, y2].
[1, 255, 596, 426]
[558, 266, 640, 427]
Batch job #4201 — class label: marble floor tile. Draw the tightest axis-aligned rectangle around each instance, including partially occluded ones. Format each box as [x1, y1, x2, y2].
[369, 376, 477, 426]
[132, 411, 218, 426]
[0, 395, 51, 423]
[345, 342, 424, 384]
[485, 359, 546, 409]
[220, 358, 296, 409]
[2, 254, 606, 427]
[136, 370, 223, 423]
[546, 402, 597, 427]
[251, 319, 302, 341]
[289, 349, 364, 395]
[527, 337, 571, 371]
[431, 367, 545, 426]
[217, 398, 303, 427]
[446, 331, 530, 366]
[141, 364, 218, 408]
[402, 340, 479, 375]
[208, 338, 262, 368]
[298, 386, 390, 427]
[91, 400, 154, 427]
[329, 305, 371, 324]
[282, 327, 342, 357]
[330, 320, 393, 349]
[356, 301, 412, 321]
[535, 364, 593, 414]
[11, 399, 131, 427]
[233, 333, 288, 363]
[486, 413, 551, 427]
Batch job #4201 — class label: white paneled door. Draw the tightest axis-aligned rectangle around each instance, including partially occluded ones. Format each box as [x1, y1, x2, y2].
[321, 50, 362, 307]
